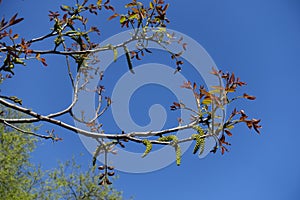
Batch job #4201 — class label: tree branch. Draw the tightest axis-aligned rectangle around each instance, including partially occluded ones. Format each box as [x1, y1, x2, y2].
[3, 120, 53, 140]
[0, 97, 209, 144]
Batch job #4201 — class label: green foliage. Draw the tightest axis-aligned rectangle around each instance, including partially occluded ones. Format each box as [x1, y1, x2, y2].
[0, 109, 123, 200]
[0, 116, 40, 199]
[42, 160, 122, 200]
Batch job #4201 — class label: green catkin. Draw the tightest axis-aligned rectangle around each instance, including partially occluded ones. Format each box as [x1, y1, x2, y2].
[141, 140, 152, 158]
[157, 135, 177, 142]
[157, 135, 180, 165]
[192, 126, 206, 155]
[192, 134, 201, 154]
[175, 144, 181, 166]
[199, 138, 205, 155]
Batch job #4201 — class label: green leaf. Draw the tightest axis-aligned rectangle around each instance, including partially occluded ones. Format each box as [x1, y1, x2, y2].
[119, 15, 126, 24]
[12, 58, 26, 66]
[149, 2, 154, 9]
[157, 27, 166, 32]
[60, 5, 71, 12]
[97, 0, 103, 7]
[128, 13, 138, 20]
[226, 125, 234, 130]
[202, 97, 212, 105]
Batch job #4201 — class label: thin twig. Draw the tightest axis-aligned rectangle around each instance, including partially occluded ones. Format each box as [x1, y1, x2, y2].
[3, 120, 53, 139]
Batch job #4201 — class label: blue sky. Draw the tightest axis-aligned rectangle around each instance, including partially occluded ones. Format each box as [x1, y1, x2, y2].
[1, 0, 300, 199]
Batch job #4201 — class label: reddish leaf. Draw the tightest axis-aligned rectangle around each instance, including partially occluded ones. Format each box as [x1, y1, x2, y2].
[193, 82, 197, 91]
[36, 54, 47, 66]
[40, 58, 48, 66]
[170, 105, 176, 110]
[163, 3, 169, 12]
[48, 11, 60, 21]
[229, 73, 235, 84]
[177, 118, 183, 124]
[236, 77, 247, 86]
[86, 122, 95, 127]
[180, 81, 192, 89]
[253, 124, 261, 134]
[246, 121, 253, 129]
[221, 146, 225, 155]
[176, 60, 183, 66]
[211, 67, 219, 75]
[12, 34, 19, 39]
[54, 137, 63, 142]
[243, 93, 256, 100]
[9, 13, 24, 26]
[240, 110, 247, 117]
[104, 5, 115, 12]
[221, 146, 228, 155]
[107, 13, 119, 20]
[90, 26, 100, 35]
[173, 102, 181, 108]
[135, 53, 141, 60]
[252, 119, 262, 134]
[131, 7, 139, 13]
[224, 130, 233, 137]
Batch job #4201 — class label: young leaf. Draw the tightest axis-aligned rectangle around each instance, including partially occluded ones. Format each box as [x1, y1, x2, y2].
[224, 130, 233, 137]
[9, 96, 22, 105]
[108, 13, 119, 21]
[202, 96, 212, 105]
[9, 13, 24, 26]
[120, 15, 126, 24]
[149, 1, 154, 9]
[243, 93, 256, 100]
[97, 0, 103, 7]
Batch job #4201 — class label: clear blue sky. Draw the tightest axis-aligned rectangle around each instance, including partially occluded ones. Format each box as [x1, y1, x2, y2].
[1, 0, 300, 199]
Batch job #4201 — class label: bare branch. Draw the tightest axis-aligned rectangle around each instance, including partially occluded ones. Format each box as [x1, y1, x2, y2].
[0, 97, 210, 145]
[3, 120, 53, 140]
[62, 41, 75, 88]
